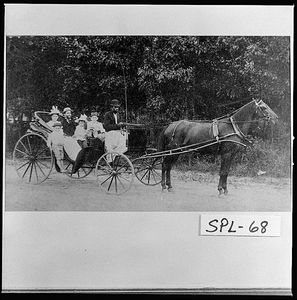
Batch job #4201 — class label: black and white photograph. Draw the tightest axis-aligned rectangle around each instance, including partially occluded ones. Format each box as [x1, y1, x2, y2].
[3, 4, 293, 294]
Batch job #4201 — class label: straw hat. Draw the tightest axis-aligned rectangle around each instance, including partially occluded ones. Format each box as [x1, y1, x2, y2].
[63, 107, 72, 114]
[90, 111, 98, 117]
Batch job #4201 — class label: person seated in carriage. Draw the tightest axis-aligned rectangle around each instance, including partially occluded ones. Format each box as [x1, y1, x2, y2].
[61, 109, 103, 175]
[103, 99, 128, 161]
[60, 107, 82, 162]
[61, 107, 77, 137]
[87, 111, 106, 142]
[73, 114, 88, 148]
[46, 121, 68, 173]
[46, 106, 62, 129]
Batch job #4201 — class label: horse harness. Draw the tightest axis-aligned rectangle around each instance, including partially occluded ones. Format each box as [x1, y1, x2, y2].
[168, 120, 185, 147]
[212, 117, 251, 147]
[212, 100, 272, 147]
[167, 118, 248, 152]
[167, 100, 272, 152]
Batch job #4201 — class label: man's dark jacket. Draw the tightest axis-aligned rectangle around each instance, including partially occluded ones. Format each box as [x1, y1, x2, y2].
[61, 117, 76, 136]
[103, 111, 123, 132]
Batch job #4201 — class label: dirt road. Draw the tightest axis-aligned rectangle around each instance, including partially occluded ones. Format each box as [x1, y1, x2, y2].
[4, 162, 291, 212]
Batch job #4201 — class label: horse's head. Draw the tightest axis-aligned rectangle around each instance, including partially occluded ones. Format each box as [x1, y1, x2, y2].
[254, 99, 278, 125]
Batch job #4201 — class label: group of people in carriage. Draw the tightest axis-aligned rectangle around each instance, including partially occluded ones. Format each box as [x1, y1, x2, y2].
[46, 99, 127, 174]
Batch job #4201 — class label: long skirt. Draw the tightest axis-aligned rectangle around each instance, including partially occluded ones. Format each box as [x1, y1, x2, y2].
[105, 130, 128, 154]
[63, 136, 81, 161]
[105, 130, 128, 162]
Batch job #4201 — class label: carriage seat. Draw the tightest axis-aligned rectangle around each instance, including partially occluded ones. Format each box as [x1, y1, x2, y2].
[27, 111, 54, 137]
[35, 111, 62, 128]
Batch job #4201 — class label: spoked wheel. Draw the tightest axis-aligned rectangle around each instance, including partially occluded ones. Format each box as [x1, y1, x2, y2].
[133, 156, 163, 186]
[13, 132, 54, 184]
[95, 152, 134, 195]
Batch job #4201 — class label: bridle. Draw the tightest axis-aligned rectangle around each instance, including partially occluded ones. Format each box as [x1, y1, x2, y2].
[227, 99, 274, 146]
[254, 99, 273, 123]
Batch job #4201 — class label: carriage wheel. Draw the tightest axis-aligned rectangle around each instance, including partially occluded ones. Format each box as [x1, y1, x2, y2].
[95, 152, 134, 195]
[13, 132, 54, 184]
[63, 160, 94, 179]
[134, 156, 163, 186]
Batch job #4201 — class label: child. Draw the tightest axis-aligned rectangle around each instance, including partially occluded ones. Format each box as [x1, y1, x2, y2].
[87, 111, 106, 141]
[47, 121, 67, 173]
[46, 106, 61, 129]
[73, 114, 88, 148]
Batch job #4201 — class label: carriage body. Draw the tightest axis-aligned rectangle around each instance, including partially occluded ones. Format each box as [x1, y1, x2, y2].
[13, 111, 163, 193]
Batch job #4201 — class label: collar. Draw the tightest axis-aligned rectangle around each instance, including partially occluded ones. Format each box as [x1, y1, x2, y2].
[229, 116, 253, 146]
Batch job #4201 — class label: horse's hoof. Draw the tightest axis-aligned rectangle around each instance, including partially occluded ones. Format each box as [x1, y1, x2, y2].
[161, 188, 168, 193]
[167, 187, 174, 193]
[224, 189, 229, 196]
[218, 190, 224, 197]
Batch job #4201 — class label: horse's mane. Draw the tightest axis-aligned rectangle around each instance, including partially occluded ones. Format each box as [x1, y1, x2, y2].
[190, 119, 214, 123]
[187, 100, 256, 123]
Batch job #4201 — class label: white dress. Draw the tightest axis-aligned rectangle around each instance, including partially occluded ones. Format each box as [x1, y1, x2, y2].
[63, 137, 81, 161]
[105, 130, 128, 154]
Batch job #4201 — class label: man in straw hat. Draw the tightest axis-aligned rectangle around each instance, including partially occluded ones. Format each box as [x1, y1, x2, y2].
[61, 107, 81, 161]
[61, 107, 76, 137]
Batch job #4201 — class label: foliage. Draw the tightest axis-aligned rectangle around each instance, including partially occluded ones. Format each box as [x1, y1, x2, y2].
[6, 36, 290, 119]
[6, 36, 67, 118]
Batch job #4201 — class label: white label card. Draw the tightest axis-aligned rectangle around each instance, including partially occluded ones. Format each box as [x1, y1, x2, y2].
[200, 215, 281, 237]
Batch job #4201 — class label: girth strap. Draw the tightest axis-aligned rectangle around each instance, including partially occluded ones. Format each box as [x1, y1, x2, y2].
[169, 120, 184, 145]
[212, 119, 219, 141]
[229, 116, 253, 146]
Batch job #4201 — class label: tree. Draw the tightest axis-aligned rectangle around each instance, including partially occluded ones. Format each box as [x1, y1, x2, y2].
[6, 36, 67, 118]
[6, 35, 290, 125]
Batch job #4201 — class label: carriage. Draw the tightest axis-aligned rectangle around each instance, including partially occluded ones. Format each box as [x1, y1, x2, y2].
[12, 110, 164, 194]
[13, 99, 278, 195]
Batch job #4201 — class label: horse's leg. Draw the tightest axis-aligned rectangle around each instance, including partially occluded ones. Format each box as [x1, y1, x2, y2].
[218, 151, 234, 196]
[160, 156, 177, 192]
[166, 156, 179, 192]
[166, 164, 173, 192]
[161, 157, 169, 191]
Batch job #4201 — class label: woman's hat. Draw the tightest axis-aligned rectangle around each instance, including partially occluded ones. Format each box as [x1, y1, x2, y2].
[77, 114, 88, 122]
[63, 107, 72, 114]
[110, 99, 120, 107]
[52, 121, 62, 127]
[50, 106, 61, 115]
[90, 111, 98, 117]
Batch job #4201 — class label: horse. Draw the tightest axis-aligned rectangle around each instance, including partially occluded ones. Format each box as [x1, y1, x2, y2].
[157, 99, 278, 195]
